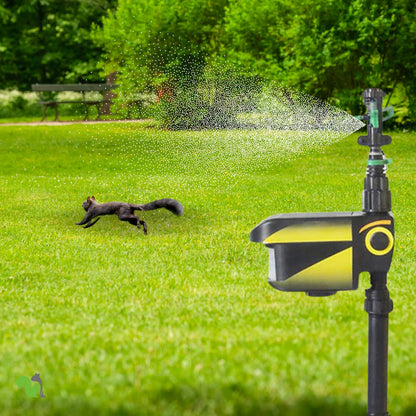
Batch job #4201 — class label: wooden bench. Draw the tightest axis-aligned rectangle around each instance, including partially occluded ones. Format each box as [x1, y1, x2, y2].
[31, 83, 118, 121]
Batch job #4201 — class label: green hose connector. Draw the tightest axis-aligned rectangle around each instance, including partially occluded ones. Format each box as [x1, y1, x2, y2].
[367, 158, 392, 166]
[369, 109, 379, 128]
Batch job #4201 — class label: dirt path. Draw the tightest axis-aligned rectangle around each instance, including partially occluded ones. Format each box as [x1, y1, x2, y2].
[0, 119, 152, 127]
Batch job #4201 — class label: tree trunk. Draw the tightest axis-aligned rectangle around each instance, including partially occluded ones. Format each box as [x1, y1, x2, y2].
[102, 71, 118, 115]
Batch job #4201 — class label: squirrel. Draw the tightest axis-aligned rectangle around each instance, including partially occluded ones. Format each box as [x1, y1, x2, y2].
[76, 196, 184, 234]
[16, 373, 45, 398]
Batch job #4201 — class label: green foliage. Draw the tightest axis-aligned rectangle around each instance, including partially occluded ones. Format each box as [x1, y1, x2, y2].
[95, 0, 228, 100]
[295, 0, 416, 116]
[154, 60, 262, 129]
[0, 0, 117, 90]
[0, 90, 39, 118]
[222, 0, 416, 117]
[2, 0, 416, 125]
[96, 0, 416, 126]
[221, 0, 290, 78]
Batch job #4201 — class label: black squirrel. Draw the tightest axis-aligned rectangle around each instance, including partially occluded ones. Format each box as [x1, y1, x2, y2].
[76, 196, 184, 234]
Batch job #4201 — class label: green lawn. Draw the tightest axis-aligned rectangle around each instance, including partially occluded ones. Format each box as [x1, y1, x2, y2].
[0, 123, 415, 416]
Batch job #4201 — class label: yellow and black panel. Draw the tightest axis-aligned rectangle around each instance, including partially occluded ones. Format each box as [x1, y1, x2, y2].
[263, 218, 354, 292]
[263, 220, 352, 244]
[270, 246, 353, 291]
[250, 211, 394, 294]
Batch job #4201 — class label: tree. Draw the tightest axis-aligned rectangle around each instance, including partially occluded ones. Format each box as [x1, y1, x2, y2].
[96, 0, 416, 123]
[222, 0, 416, 117]
[96, 0, 229, 93]
[0, 0, 117, 90]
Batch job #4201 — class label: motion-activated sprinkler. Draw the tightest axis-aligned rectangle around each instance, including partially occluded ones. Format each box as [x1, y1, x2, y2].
[250, 88, 394, 416]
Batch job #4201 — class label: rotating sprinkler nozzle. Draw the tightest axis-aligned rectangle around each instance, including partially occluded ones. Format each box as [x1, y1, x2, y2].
[250, 89, 395, 416]
[358, 88, 393, 213]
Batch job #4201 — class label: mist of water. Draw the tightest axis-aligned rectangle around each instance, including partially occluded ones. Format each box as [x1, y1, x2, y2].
[90, 48, 365, 184]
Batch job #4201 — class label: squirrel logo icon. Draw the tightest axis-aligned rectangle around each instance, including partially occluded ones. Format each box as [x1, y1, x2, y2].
[16, 373, 46, 398]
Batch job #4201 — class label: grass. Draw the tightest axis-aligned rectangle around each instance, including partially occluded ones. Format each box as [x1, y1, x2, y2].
[0, 123, 415, 416]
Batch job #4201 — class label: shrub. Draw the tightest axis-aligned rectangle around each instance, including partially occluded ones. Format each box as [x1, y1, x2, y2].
[153, 62, 262, 130]
[0, 90, 39, 118]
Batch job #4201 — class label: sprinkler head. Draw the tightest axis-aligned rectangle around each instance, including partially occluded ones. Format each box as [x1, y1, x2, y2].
[358, 88, 393, 213]
[358, 88, 392, 149]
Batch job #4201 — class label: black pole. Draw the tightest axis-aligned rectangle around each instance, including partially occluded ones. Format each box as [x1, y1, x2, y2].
[365, 272, 393, 416]
[359, 89, 394, 416]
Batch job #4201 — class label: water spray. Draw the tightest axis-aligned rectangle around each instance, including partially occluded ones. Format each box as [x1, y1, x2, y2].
[250, 88, 394, 416]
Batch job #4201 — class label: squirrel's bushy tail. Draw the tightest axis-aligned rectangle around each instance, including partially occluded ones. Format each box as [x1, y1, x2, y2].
[132, 199, 184, 216]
